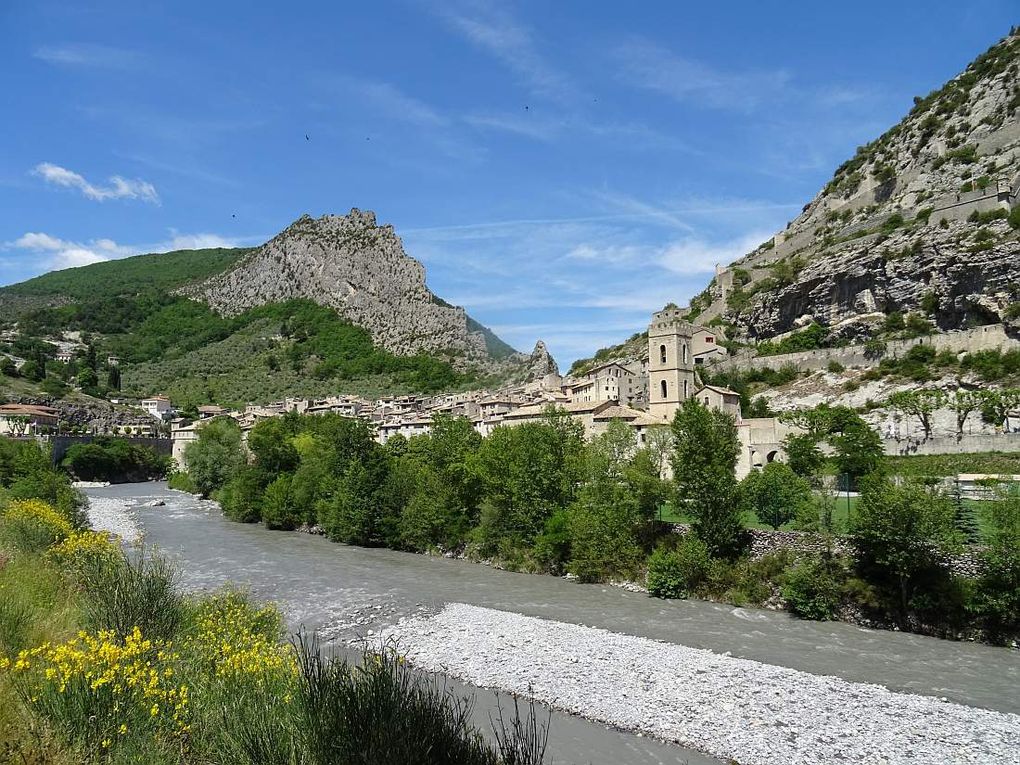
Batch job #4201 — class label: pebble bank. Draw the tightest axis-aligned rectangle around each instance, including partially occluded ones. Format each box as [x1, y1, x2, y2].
[383, 603, 1020, 765]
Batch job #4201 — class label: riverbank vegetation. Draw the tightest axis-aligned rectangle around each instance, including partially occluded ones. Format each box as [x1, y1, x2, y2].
[0, 437, 551, 764]
[179, 404, 1019, 645]
[60, 437, 172, 483]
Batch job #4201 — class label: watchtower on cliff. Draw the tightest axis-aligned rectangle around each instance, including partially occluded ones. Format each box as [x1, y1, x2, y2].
[648, 307, 698, 422]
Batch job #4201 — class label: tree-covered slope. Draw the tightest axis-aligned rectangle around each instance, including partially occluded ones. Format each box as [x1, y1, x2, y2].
[2, 248, 247, 300]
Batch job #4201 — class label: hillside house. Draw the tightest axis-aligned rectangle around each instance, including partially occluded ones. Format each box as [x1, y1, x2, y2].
[141, 396, 174, 420]
[0, 404, 60, 435]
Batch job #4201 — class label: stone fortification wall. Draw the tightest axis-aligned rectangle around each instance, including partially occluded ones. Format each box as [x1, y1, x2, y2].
[711, 323, 1018, 374]
[884, 432, 1020, 457]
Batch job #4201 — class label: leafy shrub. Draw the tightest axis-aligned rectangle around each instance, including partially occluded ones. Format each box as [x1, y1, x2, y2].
[782, 555, 845, 620]
[646, 534, 711, 599]
[294, 635, 549, 765]
[167, 470, 199, 494]
[0, 499, 73, 552]
[971, 493, 1020, 643]
[827, 360, 845, 373]
[78, 549, 184, 642]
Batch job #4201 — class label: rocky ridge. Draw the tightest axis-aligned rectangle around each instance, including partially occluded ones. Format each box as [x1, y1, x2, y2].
[186, 209, 552, 376]
[696, 31, 1020, 343]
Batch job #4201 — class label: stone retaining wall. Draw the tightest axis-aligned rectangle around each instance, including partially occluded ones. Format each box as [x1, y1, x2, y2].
[712, 323, 1018, 374]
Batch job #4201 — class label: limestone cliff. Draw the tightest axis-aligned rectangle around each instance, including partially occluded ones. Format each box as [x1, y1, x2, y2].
[695, 31, 1020, 343]
[186, 209, 546, 374]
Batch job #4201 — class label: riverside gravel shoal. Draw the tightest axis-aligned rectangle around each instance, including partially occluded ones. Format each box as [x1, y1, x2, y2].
[86, 495, 142, 542]
[382, 603, 1020, 765]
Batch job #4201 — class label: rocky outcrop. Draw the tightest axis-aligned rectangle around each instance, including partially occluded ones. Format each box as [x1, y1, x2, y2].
[703, 31, 1020, 342]
[186, 210, 539, 373]
[739, 220, 1020, 341]
[522, 340, 559, 380]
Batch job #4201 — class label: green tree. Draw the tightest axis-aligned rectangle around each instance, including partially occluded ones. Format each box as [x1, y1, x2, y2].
[77, 365, 99, 390]
[106, 365, 121, 390]
[0, 357, 17, 377]
[741, 462, 812, 530]
[20, 359, 44, 382]
[247, 415, 300, 474]
[972, 490, 1020, 642]
[783, 432, 826, 480]
[470, 418, 583, 553]
[218, 464, 267, 523]
[949, 389, 984, 441]
[183, 417, 245, 497]
[566, 421, 643, 582]
[261, 474, 299, 530]
[671, 398, 746, 558]
[852, 477, 961, 621]
[887, 389, 946, 440]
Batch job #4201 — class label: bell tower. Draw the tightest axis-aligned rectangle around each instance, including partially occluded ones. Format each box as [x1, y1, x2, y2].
[648, 307, 697, 422]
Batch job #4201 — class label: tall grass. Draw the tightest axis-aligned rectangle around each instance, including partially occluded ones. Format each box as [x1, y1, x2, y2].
[293, 634, 550, 765]
[77, 545, 184, 641]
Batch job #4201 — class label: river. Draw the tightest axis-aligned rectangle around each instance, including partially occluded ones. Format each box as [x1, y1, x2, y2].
[84, 483, 1019, 764]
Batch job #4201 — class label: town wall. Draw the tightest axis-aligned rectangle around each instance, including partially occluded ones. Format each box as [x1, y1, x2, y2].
[711, 323, 1018, 374]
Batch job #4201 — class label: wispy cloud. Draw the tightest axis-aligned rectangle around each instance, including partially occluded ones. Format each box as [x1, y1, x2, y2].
[33, 43, 137, 68]
[32, 162, 160, 204]
[434, 1, 577, 101]
[615, 38, 791, 111]
[357, 80, 450, 127]
[658, 229, 775, 275]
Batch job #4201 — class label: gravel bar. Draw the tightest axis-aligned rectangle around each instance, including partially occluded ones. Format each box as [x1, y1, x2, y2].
[382, 603, 1020, 765]
[86, 496, 141, 543]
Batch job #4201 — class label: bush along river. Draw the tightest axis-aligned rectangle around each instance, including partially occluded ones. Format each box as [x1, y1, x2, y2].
[85, 483, 1020, 765]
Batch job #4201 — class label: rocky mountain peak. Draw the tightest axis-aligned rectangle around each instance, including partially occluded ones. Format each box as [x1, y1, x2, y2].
[185, 210, 517, 370]
[525, 340, 560, 380]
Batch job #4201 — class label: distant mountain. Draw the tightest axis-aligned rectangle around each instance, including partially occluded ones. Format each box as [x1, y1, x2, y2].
[0, 211, 555, 407]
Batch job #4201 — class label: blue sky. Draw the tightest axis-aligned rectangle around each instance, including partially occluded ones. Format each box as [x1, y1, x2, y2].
[1, 1, 1015, 365]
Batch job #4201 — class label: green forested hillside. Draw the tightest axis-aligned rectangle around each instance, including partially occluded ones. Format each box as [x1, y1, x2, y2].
[2, 248, 246, 299]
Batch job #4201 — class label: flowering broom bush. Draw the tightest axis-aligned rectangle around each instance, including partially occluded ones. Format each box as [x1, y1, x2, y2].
[47, 530, 121, 574]
[2, 626, 189, 755]
[0, 499, 73, 552]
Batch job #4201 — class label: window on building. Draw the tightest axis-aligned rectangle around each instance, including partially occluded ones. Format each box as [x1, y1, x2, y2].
[706, 336, 714, 343]
[683, 379, 688, 398]
[704, 396, 710, 405]
[660, 380, 668, 399]
[659, 344, 667, 364]
[682, 343, 688, 364]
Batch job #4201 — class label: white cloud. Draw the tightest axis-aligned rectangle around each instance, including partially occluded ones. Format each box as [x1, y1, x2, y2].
[435, 2, 577, 101]
[32, 162, 160, 204]
[12, 232, 116, 270]
[165, 232, 244, 250]
[659, 229, 775, 275]
[33, 44, 136, 68]
[615, 38, 791, 111]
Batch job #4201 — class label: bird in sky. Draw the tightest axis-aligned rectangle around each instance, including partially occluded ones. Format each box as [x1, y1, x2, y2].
[305, 134, 310, 141]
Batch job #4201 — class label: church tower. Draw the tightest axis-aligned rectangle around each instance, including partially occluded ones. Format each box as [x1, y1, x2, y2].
[647, 307, 698, 422]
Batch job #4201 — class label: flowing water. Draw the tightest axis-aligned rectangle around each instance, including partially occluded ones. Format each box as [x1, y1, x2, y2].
[85, 483, 1019, 765]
